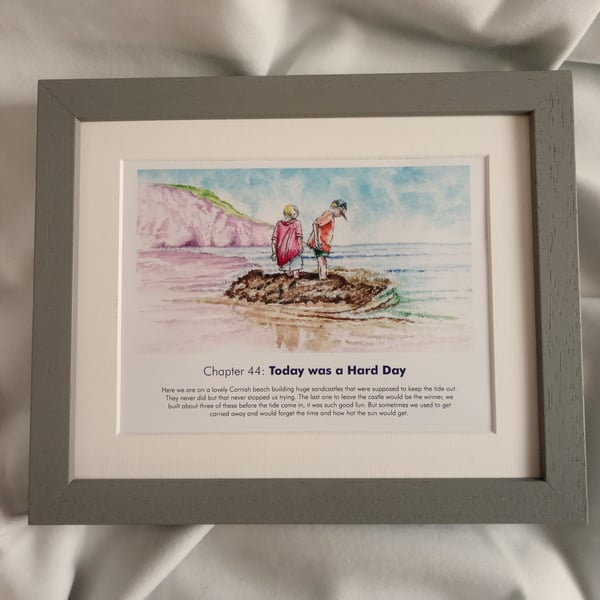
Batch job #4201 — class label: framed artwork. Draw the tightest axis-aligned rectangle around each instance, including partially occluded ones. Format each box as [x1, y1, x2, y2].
[29, 72, 586, 523]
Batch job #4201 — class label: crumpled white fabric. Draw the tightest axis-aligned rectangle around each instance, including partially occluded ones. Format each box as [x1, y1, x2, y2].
[1, 1, 599, 598]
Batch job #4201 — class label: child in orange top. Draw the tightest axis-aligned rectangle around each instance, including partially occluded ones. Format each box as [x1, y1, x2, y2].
[307, 199, 347, 280]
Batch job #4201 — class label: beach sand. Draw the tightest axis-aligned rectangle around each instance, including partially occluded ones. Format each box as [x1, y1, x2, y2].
[134, 249, 472, 353]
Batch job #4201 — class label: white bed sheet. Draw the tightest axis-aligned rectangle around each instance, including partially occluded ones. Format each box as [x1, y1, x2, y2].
[1, 1, 599, 598]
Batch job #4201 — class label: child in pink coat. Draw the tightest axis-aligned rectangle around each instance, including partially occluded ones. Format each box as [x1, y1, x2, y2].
[271, 204, 304, 278]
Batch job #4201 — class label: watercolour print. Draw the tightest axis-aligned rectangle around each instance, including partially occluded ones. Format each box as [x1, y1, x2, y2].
[119, 158, 493, 434]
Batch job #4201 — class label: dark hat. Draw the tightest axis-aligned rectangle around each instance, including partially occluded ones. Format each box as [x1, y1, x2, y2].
[330, 199, 348, 219]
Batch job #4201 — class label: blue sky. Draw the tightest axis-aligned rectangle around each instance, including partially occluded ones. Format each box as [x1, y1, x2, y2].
[139, 164, 471, 244]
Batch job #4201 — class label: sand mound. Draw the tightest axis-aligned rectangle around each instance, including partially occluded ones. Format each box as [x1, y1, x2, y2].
[224, 268, 391, 309]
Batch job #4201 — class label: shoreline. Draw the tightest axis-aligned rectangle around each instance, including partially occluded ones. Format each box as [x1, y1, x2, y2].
[134, 248, 472, 353]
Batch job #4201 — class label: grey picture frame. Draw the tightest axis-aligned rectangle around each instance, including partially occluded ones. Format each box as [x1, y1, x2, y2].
[30, 72, 586, 524]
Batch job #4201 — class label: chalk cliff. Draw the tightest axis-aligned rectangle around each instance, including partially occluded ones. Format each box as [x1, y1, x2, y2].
[137, 183, 273, 248]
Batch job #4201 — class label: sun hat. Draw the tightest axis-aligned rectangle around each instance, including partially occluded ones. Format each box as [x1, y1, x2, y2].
[330, 199, 348, 219]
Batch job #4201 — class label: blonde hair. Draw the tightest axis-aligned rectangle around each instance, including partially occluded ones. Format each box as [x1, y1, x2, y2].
[283, 204, 299, 218]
